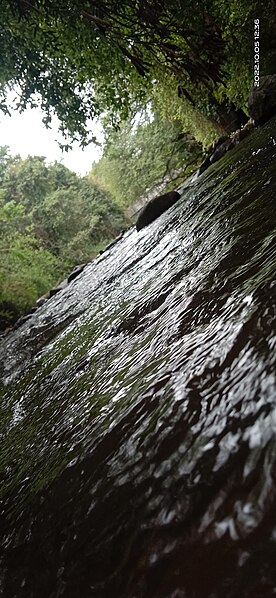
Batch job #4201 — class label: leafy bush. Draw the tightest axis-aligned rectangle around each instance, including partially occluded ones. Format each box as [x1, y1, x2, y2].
[90, 112, 203, 207]
[0, 149, 129, 329]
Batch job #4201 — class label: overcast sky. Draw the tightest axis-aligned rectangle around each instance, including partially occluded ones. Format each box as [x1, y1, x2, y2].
[0, 104, 104, 176]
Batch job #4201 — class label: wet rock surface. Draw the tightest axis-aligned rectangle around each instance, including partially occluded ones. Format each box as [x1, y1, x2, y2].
[248, 74, 276, 125]
[197, 122, 254, 177]
[0, 118, 276, 598]
[136, 190, 181, 230]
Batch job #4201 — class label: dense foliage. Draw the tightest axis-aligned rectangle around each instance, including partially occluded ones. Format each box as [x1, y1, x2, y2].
[90, 112, 203, 207]
[0, 148, 129, 329]
[1, 0, 275, 143]
[1, 0, 276, 328]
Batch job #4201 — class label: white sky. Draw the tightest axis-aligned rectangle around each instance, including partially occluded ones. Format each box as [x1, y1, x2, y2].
[0, 104, 104, 176]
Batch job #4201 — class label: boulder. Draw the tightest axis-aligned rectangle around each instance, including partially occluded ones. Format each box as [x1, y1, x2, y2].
[67, 263, 87, 283]
[196, 121, 254, 177]
[136, 191, 181, 231]
[215, 104, 249, 133]
[197, 136, 229, 176]
[196, 155, 211, 176]
[208, 135, 229, 155]
[232, 121, 255, 145]
[49, 279, 68, 298]
[248, 74, 276, 125]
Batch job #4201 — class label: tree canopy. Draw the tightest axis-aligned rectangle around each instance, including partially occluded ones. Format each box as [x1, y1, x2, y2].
[1, 0, 273, 144]
[90, 111, 203, 207]
[0, 148, 129, 329]
[1, 0, 276, 327]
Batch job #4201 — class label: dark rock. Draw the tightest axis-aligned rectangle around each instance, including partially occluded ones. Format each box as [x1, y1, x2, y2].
[49, 279, 68, 298]
[136, 191, 181, 231]
[248, 74, 276, 125]
[233, 107, 249, 128]
[36, 293, 50, 308]
[197, 136, 230, 176]
[67, 263, 87, 284]
[197, 122, 255, 177]
[232, 121, 255, 145]
[196, 155, 212, 176]
[215, 103, 249, 132]
[207, 135, 229, 156]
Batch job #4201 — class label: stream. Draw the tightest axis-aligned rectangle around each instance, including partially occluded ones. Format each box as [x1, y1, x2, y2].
[0, 117, 276, 597]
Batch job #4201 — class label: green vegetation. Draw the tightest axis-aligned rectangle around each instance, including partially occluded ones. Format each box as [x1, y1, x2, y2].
[0, 148, 129, 330]
[1, 0, 276, 328]
[1, 0, 275, 144]
[89, 111, 203, 207]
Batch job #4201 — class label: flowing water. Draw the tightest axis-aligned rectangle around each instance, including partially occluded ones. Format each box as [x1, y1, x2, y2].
[0, 118, 276, 598]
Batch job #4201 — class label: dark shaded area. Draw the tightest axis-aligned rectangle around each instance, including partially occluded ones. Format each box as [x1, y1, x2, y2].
[248, 75, 276, 125]
[136, 191, 181, 230]
[197, 121, 254, 176]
